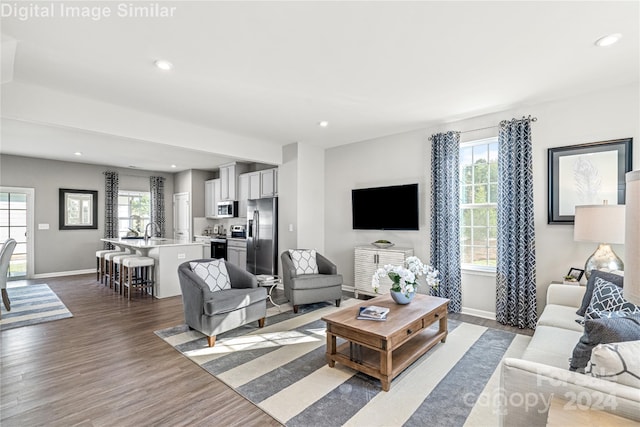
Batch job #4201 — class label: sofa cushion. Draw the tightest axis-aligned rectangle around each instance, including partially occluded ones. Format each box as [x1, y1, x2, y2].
[570, 313, 640, 371]
[288, 249, 319, 275]
[190, 260, 231, 292]
[576, 270, 624, 316]
[537, 304, 585, 332]
[521, 325, 582, 369]
[291, 274, 342, 290]
[584, 278, 640, 320]
[203, 287, 267, 316]
[587, 340, 640, 388]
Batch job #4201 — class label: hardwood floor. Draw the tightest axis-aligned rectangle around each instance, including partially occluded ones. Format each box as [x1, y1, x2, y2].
[1, 274, 282, 427]
[1, 275, 533, 427]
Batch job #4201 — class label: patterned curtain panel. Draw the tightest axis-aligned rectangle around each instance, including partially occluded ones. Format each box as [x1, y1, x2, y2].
[150, 176, 166, 238]
[430, 131, 462, 313]
[103, 171, 119, 250]
[496, 117, 537, 329]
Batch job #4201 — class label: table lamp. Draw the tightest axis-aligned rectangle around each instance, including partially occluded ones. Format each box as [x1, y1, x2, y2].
[624, 170, 639, 305]
[574, 203, 625, 279]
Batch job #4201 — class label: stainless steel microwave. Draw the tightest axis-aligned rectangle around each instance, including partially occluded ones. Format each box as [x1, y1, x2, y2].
[217, 200, 238, 218]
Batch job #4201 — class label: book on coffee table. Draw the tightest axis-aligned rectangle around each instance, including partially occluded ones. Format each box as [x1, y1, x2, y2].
[357, 305, 389, 321]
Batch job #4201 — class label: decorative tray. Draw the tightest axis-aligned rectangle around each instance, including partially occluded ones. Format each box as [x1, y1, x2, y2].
[371, 242, 394, 249]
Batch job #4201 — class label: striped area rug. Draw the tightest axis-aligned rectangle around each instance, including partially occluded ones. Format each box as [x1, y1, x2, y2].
[0, 284, 73, 330]
[155, 299, 531, 427]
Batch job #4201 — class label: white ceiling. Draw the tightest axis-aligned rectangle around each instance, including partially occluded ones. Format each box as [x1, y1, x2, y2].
[1, 1, 638, 172]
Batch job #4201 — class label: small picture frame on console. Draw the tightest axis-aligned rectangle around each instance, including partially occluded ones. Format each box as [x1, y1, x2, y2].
[564, 267, 585, 284]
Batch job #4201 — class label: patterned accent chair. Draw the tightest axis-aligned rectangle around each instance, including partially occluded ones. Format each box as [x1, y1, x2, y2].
[281, 250, 343, 313]
[178, 259, 267, 347]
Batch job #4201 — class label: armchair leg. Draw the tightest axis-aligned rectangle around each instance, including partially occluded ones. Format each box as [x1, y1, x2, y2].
[207, 336, 216, 347]
[258, 317, 265, 328]
[336, 299, 341, 307]
[293, 305, 299, 314]
[2, 289, 10, 311]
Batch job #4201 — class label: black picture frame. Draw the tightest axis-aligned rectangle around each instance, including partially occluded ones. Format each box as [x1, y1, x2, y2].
[548, 138, 632, 224]
[566, 267, 585, 282]
[59, 189, 98, 230]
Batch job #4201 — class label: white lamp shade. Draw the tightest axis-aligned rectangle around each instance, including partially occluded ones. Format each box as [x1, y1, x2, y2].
[574, 205, 625, 244]
[624, 170, 640, 305]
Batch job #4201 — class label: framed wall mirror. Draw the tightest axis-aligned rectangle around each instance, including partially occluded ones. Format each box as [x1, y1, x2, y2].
[59, 189, 98, 230]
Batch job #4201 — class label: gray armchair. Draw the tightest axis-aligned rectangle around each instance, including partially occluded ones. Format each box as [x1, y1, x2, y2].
[178, 259, 267, 347]
[1, 239, 17, 314]
[281, 251, 343, 313]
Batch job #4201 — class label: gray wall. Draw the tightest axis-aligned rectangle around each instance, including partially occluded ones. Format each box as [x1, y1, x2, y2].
[0, 155, 174, 276]
[324, 82, 639, 316]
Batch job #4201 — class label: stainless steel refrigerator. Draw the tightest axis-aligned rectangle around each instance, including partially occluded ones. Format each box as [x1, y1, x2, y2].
[247, 197, 278, 275]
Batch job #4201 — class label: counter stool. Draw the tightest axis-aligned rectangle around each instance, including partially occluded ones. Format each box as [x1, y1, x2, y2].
[96, 249, 124, 284]
[112, 253, 141, 294]
[104, 250, 133, 289]
[122, 257, 155, 300]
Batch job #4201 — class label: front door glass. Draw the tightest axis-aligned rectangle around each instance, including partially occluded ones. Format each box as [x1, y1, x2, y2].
[0, 191, 28, 278]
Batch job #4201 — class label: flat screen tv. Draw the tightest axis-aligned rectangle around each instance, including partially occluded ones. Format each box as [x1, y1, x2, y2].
[352, 183, 419, 230]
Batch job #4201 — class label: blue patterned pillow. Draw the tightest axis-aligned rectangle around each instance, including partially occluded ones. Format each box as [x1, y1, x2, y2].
[576, 270, 624, 316]
[585, 278, 640, 320]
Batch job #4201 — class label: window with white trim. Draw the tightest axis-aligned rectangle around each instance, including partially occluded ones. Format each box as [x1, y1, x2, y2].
[460, 137, 498, 269]
[118, 191, 150, 237]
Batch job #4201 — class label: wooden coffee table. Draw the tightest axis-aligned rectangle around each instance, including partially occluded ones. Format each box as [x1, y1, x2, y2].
[321, 293, 449, 391]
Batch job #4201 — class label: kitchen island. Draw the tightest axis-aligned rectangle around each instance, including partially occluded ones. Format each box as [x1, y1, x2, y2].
[101, 238, 205, 298]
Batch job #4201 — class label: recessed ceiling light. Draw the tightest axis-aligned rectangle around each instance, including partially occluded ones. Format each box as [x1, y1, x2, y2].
[154, 59, 174, 71]
[171, 164, 177, 168]
[594, 33, 622, 47]
[74, 152, 82, 156]
[318, 121, 329, 128]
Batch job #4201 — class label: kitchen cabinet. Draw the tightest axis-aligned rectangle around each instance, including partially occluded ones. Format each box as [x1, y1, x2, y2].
[241, 168, 278, 201]
[194, 236, 212, 258]
[237, 174, 249, 218]
[205, 179, 220, 218]
[354, 246, 414, 297]
[248, 172, 261, 200]
[227, 239, 247, 270]
[260, 168, 278, 197]
[219, 162, 249, 201]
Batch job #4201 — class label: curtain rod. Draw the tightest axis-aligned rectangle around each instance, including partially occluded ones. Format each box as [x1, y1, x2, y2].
[428, 116, 538, 141]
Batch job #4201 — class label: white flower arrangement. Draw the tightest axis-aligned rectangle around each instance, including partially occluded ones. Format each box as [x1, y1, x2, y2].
[371, 256, 439, 297]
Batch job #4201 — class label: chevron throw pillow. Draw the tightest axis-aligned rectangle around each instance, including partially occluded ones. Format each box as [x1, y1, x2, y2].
[288, 249, 319, 275]
[190, 260, 231, 292]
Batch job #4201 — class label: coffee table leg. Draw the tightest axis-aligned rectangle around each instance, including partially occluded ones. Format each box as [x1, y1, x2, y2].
[380, 349, 392, 391]
[440, 314, 448, 343]
[326, 332, 336, 368]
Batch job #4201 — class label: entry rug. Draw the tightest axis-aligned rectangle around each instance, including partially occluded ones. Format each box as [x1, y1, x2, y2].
[1, 284, 73, 330]
[155, 301, 531, 427]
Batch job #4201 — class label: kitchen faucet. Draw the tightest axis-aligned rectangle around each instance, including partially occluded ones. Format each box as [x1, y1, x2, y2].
[144, 222, 160, 242]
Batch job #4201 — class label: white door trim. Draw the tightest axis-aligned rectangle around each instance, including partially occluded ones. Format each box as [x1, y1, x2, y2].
[1, 186, 35, 279]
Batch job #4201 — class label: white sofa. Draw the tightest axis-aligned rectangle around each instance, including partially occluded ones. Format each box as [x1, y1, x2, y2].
[499, 284, 640, 426]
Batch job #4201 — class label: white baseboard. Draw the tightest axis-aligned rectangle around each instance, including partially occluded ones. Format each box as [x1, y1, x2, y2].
[461, 307, 496, 321]
[33, 268, 96, 279]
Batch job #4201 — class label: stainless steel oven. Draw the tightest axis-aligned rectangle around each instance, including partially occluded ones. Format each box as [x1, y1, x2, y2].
[211, 238, 227, 260]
